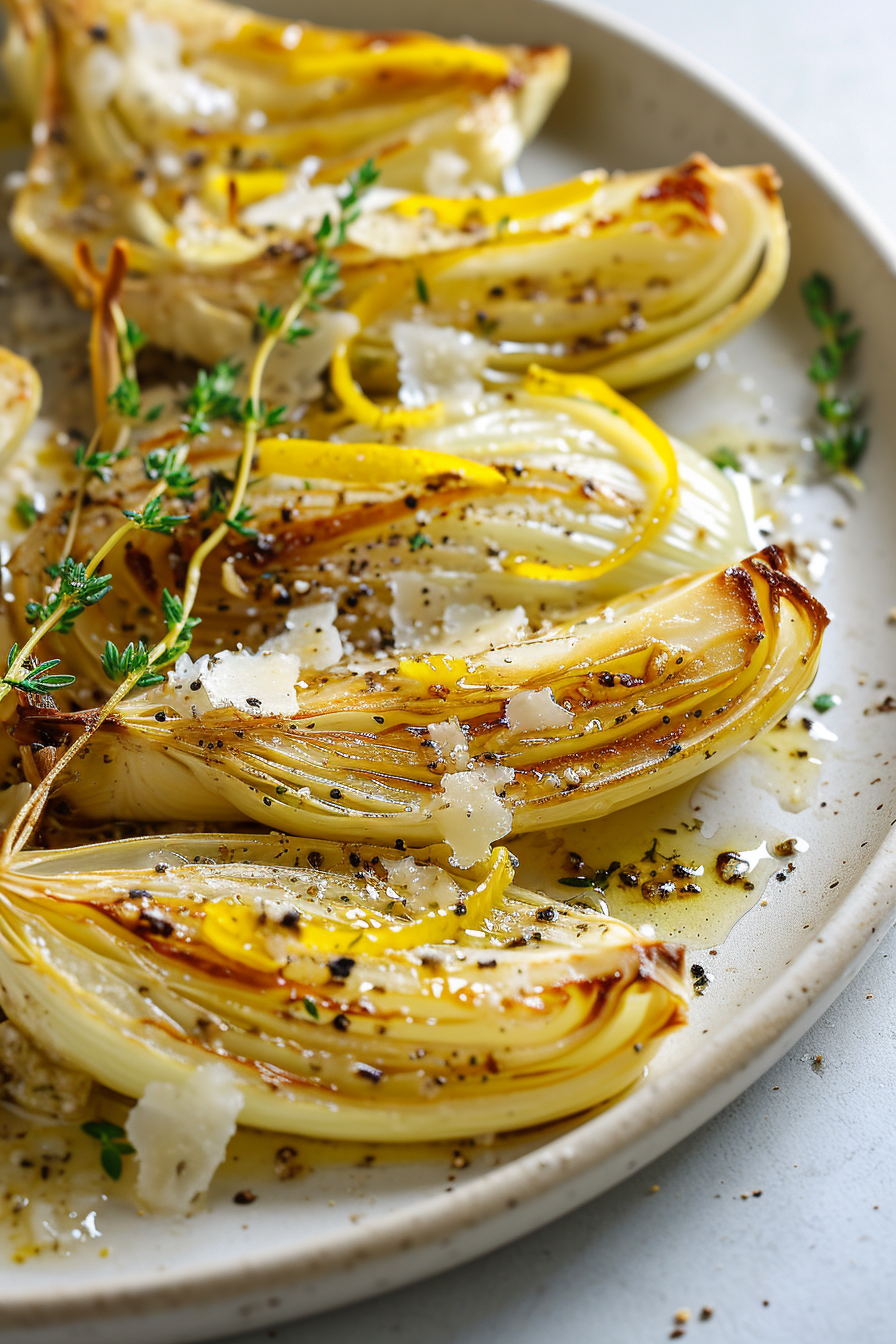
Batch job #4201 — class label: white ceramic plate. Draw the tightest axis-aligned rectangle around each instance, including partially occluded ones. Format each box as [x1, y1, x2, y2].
[3, 2, 896, 1340]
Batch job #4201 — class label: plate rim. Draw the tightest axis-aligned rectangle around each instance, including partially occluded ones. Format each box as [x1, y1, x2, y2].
[2, 0, 896, 1326]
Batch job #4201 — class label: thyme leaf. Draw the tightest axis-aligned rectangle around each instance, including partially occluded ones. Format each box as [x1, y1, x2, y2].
[14, 495, 40, 526]
[101, 639, 165, 687]
[710, 445, 740, 471]
[107, 376, 141, 419]
[26, 559, 112, 634]
[143, 446, 198, 499]
[74, 440, 129, 482]
[2, 648, 75, 694]
[181, 360, 243, 438]
[81, 1120, 135, 1181]
[122, 496, 185, 535]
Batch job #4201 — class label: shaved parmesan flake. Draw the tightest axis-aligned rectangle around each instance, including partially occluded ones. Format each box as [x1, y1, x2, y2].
[506, 687, 574, 733]
[383, 855, 463, 914]
[389, 573, 447, 650]
[165, 654, 213, 715]
[393, 321, 490, 410]
[201, 650, 300, 715]
[436, 763, 514, 868]
[442, 602, 529, 652]
[261, 601, 344, 669]
[119, 16, 236, 128]
[389, 577, 529, 655]
[427, 717, 469, 767]
[126, 1064, 243, 1214]
[242, 175, 341, 233]
[243, 175, 404, 234]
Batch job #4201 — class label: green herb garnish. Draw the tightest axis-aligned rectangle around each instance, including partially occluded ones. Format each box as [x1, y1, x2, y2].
[181, 360, 243, 439]
[107, 376, 142, 419]
[122, 496, 185, 536]
[710, 445, 740, 471]
[25, 558, 112, 634]
[81, 1120, 135, 1181]
[101, 639, 165, 687]
[2, 646, 75, 694]
[802, 272, 867, 479]
[14, 494, 40, 526]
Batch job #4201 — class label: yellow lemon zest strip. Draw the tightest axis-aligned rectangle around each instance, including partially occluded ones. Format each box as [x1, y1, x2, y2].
[391, 171, 605, 229]
[256, 438, 506, 489]
[396, 653, 469, 691]
[509, 365, 680, 582]
[202, 903, 282, 973]
[299, 846, 515, 956]
[204, 168, 289, 210]
[200, 849, 514, 962]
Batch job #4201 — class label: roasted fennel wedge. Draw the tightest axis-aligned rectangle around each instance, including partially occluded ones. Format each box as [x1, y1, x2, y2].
[3, 0, 566, 190]
[8, 369, 751, 696]
[6, 1, 786, 394]
[0, 833, 688, 1144]
[32, 549, 827, 863]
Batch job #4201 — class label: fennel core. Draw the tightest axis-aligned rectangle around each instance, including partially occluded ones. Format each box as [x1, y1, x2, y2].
[0, 159, 381, 858]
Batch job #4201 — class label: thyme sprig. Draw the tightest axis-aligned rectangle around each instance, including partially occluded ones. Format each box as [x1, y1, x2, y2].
[802, 272, 868, 482]
[105, 160, 381, 695]
[14, 495, 40, 526]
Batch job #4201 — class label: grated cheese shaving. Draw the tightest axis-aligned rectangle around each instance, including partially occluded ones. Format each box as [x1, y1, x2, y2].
[126, 1063, 244, 1215]
[427, 716, 469, 767]
[392, 321, 491, 410]
[117, 15, 236, 128]
[436, 764, 514, 868]
[506, 687, 574, 733]
[382, 855, 463, 914]
[260, 600, 344, 669]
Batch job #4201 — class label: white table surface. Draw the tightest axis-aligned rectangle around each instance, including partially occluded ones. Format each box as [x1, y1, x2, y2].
[224, 3, 896, 1340]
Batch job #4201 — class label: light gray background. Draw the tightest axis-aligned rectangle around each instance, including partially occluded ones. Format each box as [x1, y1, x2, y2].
[225, 3, 896, 1341]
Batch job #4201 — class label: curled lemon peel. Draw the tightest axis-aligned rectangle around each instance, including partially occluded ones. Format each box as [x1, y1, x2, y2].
[200, 845, 514, 963]
[330, 270, 445, 428]
[506, 366, 680, 582]
[390, 171, 606, 229]
[256, 437, 506, 489]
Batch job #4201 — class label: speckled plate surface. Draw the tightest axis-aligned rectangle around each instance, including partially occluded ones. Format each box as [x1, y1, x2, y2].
[2, 1, 896, 1339]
